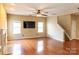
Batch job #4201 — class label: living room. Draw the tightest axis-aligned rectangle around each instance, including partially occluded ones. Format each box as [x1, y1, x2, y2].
[1, 3, 79, 55]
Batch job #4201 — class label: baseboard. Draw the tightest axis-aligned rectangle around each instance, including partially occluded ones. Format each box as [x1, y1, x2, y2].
[8, 36, 47, 41]
[19, 36, 46, 39]
[47, 34, 64, 42]
[72, 38, 79, 40]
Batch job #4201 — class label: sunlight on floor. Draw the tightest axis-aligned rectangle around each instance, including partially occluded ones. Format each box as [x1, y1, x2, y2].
[37, 40, 44, 52]
[12, 44, 22, 55]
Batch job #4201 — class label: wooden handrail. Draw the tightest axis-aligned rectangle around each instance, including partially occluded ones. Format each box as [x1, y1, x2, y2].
[58, 24, 71, 40]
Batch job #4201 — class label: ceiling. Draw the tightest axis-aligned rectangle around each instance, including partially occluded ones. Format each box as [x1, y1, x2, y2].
[4, 3, 79, 16]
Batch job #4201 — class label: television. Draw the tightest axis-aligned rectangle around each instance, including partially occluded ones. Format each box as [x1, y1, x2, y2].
[23, 21, 35, 28]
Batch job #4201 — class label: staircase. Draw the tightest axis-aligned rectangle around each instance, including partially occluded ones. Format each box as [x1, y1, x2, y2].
[0, 29, 7, 55]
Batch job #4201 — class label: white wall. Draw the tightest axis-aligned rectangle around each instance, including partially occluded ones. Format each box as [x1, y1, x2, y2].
[47, 16, 64, 42]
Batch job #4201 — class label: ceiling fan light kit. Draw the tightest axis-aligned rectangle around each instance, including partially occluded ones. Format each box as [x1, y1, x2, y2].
[36, 14, 42, 17]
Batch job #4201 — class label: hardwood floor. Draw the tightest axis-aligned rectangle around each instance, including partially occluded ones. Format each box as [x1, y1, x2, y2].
[7, 37, 79, 55]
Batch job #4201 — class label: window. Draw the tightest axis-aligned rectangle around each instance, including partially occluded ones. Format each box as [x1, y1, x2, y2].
[38, 22, 43, 32]
[13, 21, 21, 34]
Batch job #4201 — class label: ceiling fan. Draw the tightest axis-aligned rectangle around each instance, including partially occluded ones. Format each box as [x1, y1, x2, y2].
[31, 9, 48, 17]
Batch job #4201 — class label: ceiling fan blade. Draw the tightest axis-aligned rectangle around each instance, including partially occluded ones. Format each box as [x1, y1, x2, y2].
[41, 14, 48, 16]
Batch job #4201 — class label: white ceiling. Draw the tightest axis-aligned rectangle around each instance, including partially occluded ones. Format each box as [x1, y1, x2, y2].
[4, 3, 79, 16]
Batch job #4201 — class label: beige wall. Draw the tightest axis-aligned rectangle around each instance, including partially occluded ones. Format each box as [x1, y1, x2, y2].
[7, 14, 47, 40]
[58, 14, 72, 38]
[70, 15, 79, 39]
[0, 4, 7, 54]
[58, 14, 79, 39]
[47, 16, 64, 42]
[0, 4, 7, 29]
[71, 15, 77, 39]
[76, 15, 79, 38]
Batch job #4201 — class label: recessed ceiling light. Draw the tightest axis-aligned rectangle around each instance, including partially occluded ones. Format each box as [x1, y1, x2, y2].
[10, 3, 16, 6]
[9, 8, 15, 11]
[9, 3, 16, 11]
